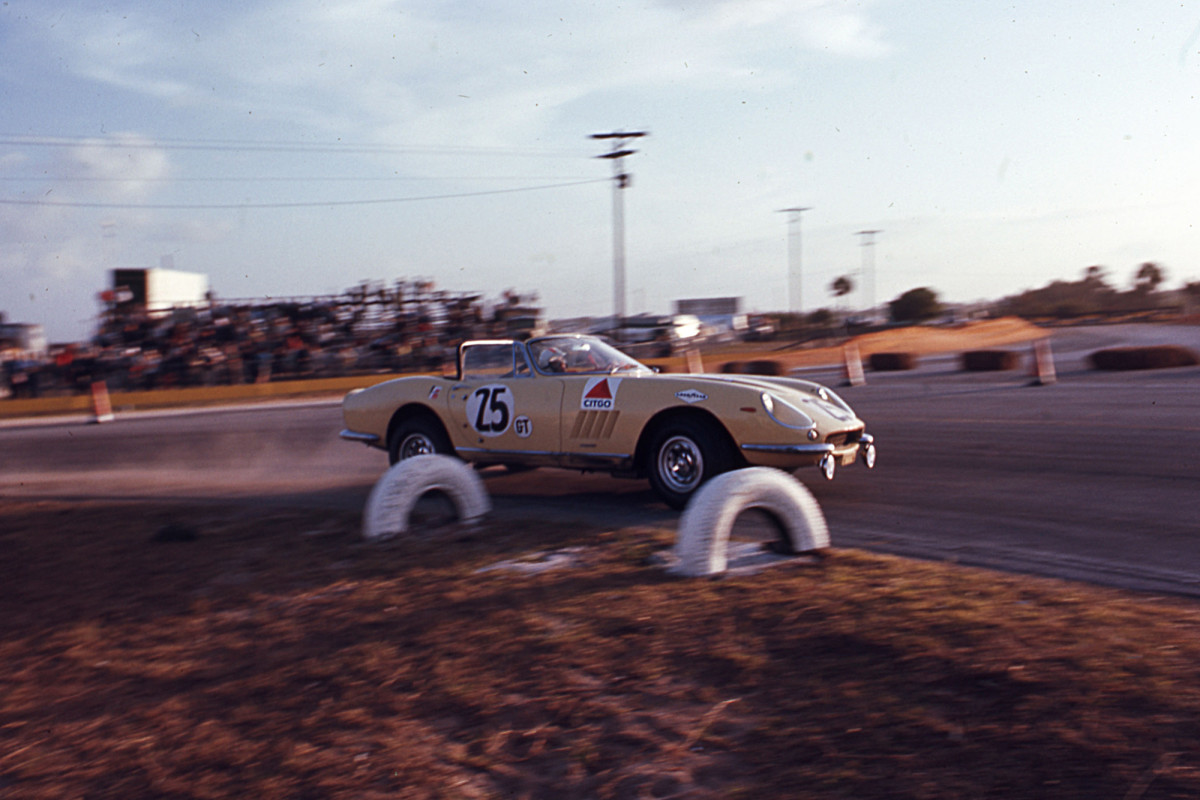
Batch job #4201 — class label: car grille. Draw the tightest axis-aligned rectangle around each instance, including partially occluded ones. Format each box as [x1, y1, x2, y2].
[825, 429, 862, 447]
[570, 411, 620, 440]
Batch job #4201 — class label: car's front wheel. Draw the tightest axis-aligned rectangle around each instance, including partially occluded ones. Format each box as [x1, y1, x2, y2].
[388, 415, 454, 465]
[645, 418, 733, 510]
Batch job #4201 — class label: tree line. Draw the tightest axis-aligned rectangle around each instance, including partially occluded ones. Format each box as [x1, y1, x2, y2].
[767, 262, 1199, 334]
[994, 263, 1199, 319]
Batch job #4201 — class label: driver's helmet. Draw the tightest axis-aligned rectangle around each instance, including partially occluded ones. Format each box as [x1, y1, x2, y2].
[566, 342, 594, 367]
[537, 346, 567, 372]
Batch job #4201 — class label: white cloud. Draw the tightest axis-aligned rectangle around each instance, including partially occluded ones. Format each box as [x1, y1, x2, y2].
[701, 0, 891, 58]
[62, 134, 172, 200]
[36, 0, 893, 145]
[801, 3, 892, 58]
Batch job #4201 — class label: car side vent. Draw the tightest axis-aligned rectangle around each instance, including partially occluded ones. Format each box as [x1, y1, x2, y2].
[570, 411, 620, 440]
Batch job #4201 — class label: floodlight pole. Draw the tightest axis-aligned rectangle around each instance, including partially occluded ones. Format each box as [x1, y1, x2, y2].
[592, 131, 647, 325]
[856, 229, 882, 316]
[778, 206, 812, 316]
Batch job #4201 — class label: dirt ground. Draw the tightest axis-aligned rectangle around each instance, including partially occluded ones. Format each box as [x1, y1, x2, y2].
[6, 317, 1200, 798]
[5, 497, 1200, 799]
[660, 316, 1047, 373]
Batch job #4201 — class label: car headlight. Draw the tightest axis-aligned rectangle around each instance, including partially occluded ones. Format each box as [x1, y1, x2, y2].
[761, 392, 815, 430]
[816, 385, 854, 414]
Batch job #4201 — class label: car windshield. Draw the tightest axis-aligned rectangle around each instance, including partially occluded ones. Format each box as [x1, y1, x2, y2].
[527, 336, 650, 375]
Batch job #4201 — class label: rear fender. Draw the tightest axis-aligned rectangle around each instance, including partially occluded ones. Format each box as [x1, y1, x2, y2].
[387, 403, 454, 451]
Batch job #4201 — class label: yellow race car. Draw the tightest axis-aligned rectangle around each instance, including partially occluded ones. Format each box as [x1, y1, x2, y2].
[341, 334, 876, 508]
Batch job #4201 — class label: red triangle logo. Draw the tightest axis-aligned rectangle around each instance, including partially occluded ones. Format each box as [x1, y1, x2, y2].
[585, 380, 612, 399]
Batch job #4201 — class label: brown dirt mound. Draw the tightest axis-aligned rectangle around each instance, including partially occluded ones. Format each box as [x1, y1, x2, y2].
[653, 317, 1046, 373]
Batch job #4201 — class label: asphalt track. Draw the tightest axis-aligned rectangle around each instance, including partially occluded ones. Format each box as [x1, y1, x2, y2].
[3, 325, 1199, 596]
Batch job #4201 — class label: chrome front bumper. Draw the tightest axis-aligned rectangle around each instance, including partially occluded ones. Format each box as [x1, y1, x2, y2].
[742, 433, 876, 480]
[742, 433, 874, 459]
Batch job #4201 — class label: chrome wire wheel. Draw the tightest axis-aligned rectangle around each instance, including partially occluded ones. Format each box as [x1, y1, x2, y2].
[657, 434, 705, 494]
[398, 432, 437, 460]
[646, 418, 732, 509]
[388, 416, 453, 465]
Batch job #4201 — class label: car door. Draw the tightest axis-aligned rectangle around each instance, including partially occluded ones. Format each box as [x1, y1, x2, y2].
[447, 342, 563, 462]
[559, 374, 636, 466]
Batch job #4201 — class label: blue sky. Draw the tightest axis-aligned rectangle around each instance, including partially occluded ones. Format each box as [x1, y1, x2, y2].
[3, 0, 1199, 341]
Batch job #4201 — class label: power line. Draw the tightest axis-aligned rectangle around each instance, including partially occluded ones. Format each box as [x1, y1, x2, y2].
[0, 174, 595, 183]
[592, 130, 648, 322]
[0, 178, 609, 210]
[778, 206, 812, 315]
[0, 133, 585, 158]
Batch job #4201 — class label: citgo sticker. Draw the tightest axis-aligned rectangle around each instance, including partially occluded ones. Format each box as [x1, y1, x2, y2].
[581, 377, 621, 410]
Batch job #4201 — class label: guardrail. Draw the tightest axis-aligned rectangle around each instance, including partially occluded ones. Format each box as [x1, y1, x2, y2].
[0, 372, 426, 420]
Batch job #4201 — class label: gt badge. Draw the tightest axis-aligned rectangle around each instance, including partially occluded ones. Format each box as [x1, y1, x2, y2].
[513, 415, 532, 438]
[581, 377, 621, 410]
[675, 389, 707, 404]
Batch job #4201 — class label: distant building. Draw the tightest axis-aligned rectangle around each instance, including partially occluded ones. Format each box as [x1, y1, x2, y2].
[0, 321, 48, 358]
[674, 296, 747, 338]
[109, 267, 210, 316]
[674, 297, 741, 317]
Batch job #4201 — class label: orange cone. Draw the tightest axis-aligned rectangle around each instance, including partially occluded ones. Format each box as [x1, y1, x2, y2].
[842, 342, 866, 387]
[90, 380, 115, 423]
[1030, 338, 1056, 386]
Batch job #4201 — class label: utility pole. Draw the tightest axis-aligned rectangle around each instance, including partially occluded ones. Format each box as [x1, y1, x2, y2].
[855, 229, 882, 319]
[591, 131, 647, 326]
[778, 206, 812, 317]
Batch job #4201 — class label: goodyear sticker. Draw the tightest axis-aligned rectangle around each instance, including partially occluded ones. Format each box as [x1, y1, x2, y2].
[675, 389, 707, 404]
[581, 377, 621, 410]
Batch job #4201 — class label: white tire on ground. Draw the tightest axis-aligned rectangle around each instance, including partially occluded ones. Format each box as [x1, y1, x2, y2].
[362, 454, 491, 541]
[673, 467, 829, 577]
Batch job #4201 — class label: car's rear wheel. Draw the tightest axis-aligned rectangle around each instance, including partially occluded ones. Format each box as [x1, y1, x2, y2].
[646, 418, 733, 510]
[388, 415, 453, 465]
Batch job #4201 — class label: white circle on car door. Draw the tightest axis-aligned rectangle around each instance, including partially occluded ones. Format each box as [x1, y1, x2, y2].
[466, 384, 513, 437]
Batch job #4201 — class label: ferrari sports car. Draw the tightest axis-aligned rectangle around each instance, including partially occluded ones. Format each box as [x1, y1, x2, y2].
[341, 334, 876, 509]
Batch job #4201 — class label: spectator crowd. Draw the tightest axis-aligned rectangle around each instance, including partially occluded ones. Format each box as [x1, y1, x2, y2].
[2, 282, 542, 399]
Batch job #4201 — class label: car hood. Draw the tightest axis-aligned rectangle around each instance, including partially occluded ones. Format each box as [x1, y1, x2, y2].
[680, 372, 862, 424]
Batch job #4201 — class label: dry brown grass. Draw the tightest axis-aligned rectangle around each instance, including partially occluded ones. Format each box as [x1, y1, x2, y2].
[4, 498, 1200, 799]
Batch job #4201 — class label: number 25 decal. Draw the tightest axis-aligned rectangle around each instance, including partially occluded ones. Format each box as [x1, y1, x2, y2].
[466, 384, 512, 436]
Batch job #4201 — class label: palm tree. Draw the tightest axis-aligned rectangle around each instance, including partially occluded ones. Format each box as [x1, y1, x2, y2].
[1134, 262, 1165, 294]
